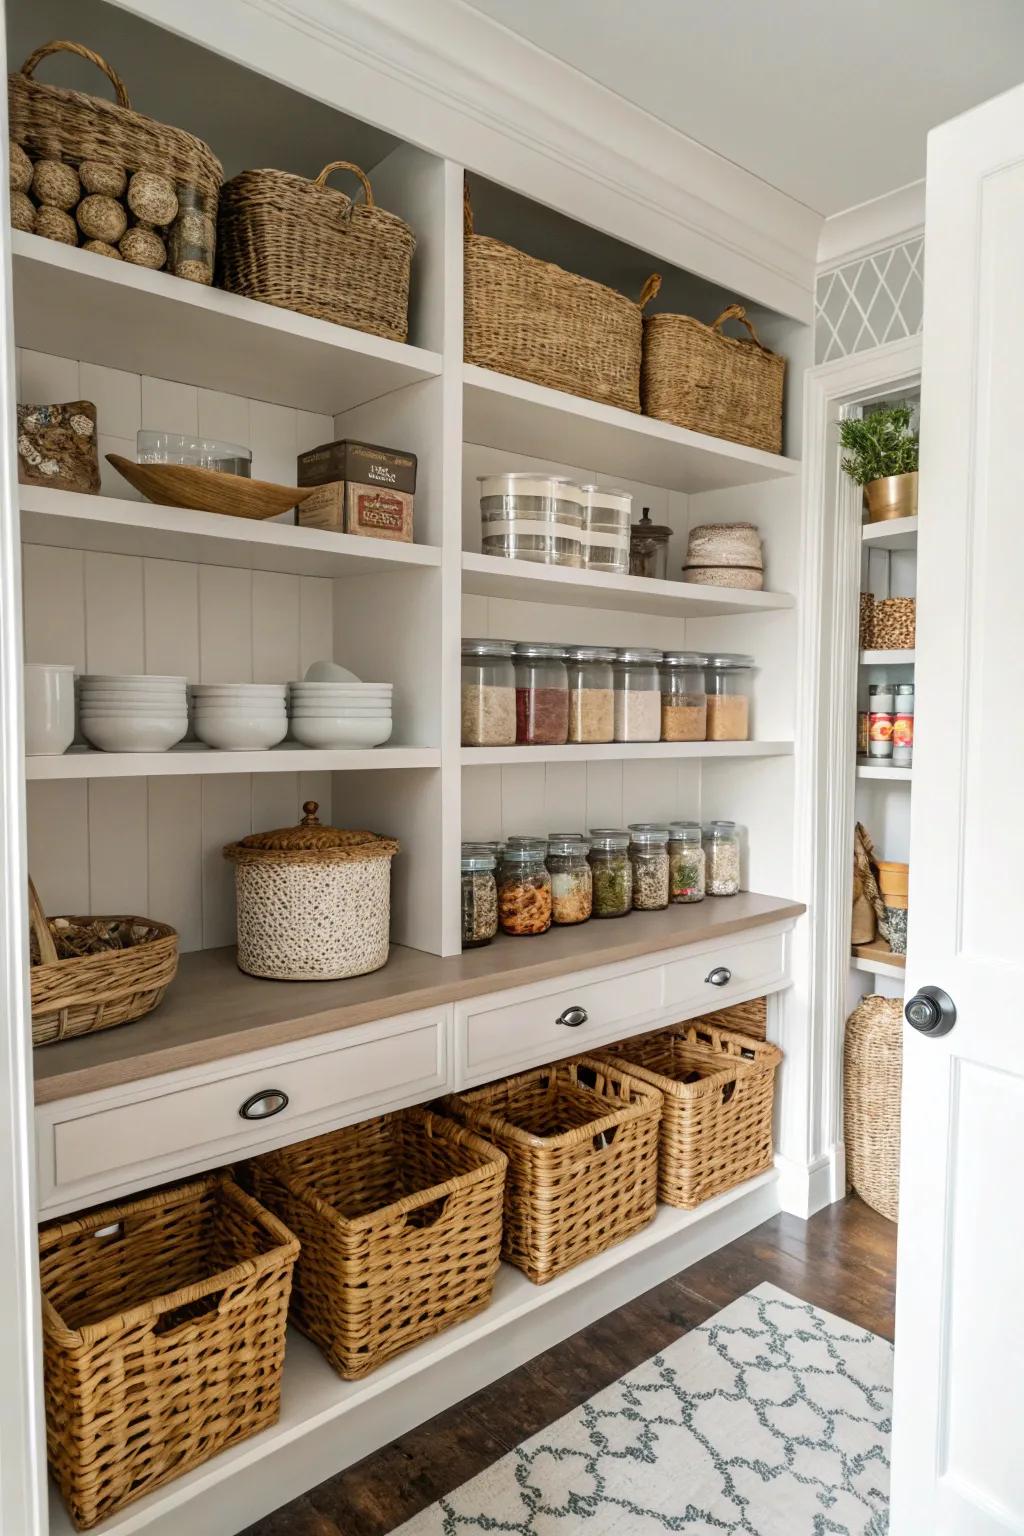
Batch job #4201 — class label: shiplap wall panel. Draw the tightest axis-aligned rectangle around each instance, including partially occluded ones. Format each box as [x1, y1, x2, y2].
[21, 546, 85, 669]
[144, 560, 200, 679]
[27, 781, 89, 915]
[88, 778, 149, 915]
[148, 778, 204, 952]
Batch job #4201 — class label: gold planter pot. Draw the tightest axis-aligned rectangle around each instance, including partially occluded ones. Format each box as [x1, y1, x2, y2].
[864, 471, 918, 523]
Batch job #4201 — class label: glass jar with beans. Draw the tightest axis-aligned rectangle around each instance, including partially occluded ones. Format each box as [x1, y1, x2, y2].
[514, 643, 569, 745]
[668, 822, 705, 903]
[660, 652, 708, 742]
[628, 825, 670, 910]
[613, 648, 663, 742]
[565, 645, 616, 744]
[703, 821, 741, 896]
[547, 836, 593, 925]
[588, 829, 633, 917]
[497, 845, 552, 935]
[461, 845, 498, 948]
[461, 638, 516, 746]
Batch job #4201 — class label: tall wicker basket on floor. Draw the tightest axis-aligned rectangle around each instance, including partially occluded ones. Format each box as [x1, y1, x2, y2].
[844, 995, 902, 1221]
[40, 1174, 297, 1531]
[244, 1106, 507, 1380]
[599, 1017, 782, 1209]
[444, 1055, 662, 1285]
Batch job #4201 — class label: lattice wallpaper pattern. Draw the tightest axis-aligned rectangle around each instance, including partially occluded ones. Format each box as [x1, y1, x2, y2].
[815, 236, 924, 364]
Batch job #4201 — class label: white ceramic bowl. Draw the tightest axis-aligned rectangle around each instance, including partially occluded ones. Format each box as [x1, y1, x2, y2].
[193, 714, 289, 750]
[288, 716, 393, 748]
[289, 688, 393, 698]
[81, 673, 187, 687]
[302, 661, 360, 683]
[81, 716, 189, 752]
[82, 683, 186, 697]
[81, 703, 190, 715]
[289, 707, 393, 718]
[193, 702, 286, 714]
[191, 684, 286, 696]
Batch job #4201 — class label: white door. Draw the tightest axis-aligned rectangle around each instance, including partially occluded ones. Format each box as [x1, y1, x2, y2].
[890, 85, 1024, 1535]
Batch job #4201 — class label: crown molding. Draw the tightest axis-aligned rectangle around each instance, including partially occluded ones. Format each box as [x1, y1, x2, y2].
[818, 181, 925, 270]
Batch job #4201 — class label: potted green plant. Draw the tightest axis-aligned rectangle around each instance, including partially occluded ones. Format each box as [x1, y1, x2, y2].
[838, 402, 919, 522]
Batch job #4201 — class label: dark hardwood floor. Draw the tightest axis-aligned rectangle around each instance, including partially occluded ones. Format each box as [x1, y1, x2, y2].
[243, 1194, 896, 1536]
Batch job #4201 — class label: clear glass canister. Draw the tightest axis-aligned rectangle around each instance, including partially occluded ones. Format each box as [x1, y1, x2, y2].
[588, 829, 633, 917]
[628, 507, 671, 580]
[703, 821, 741, 896]
[565, 645, 615, 743]
[461, 638, 516, 746]
[547, 836, 593, 925]
[668, 822, 705, 903]
[581, 484, 632, 575]
[514, 643, 569, 745]
[614, 648, 663, 742]
[497, 845, 552, 935]
[479, 474, 584, 567]
[705, 654, 754, 741]
[167, 183, 216, 285]
[461, 845, 498, 948]
[628, 826, 670, 910]
[661, 651, 708, 742]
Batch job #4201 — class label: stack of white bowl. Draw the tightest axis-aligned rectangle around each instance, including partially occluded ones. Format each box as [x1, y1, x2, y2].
[288, 680, 393, 748]
[192, 683, 288, 750]
[79, 674, 188, 752]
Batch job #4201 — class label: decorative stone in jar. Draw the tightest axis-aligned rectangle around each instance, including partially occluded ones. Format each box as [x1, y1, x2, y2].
[223, 802, 398, 980]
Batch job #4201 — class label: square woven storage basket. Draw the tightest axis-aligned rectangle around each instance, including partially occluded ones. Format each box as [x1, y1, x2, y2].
[694, 995, 768, 1041]
[243, 1106, 506, 1380]
[40, 1174, 297, 1531]
[871, 596, 916, 649]
[599, 1017, 782, 1209]
[444, 1056, 662, 1285]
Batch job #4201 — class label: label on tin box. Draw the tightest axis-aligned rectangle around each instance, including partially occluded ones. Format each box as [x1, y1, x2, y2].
[347, 486, 413, 541]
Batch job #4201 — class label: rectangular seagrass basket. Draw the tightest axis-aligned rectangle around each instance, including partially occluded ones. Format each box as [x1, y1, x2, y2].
[695, 995, 768, 1041]
[41, 1174, 297, 1531]
[444, 1055, 662, 1285]
[599, 1016, 782, 1209]
[244, 1106, 507, 1379]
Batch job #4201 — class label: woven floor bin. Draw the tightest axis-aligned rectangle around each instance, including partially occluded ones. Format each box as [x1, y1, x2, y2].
[217, 161, 415, 341]
[641, 303, 785, 454]
[464, 182, 659, 414]
[844, 995, 902, 1222]
[443, 1056, 662, 1286]
[40, 1174, 297, 1531]
[243, 1106, 506, 1380]
[694, 995, 768, 1041]
[598, 1019, 782, 1210]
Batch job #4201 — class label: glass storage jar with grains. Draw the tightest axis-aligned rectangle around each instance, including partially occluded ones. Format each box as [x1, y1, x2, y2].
[660, 652, 707, 741]
[566, 645, 615, 743]
[588, 830, 633, 918]
[461, 638, 516, 746]
[668, 822, 705, 903]
[703, 821, 741, 896]
[705, 654, 754, 741]
[628, 825, 670, 910]
[461, 846, 498, 948]
[613, 648, 663, 742]
[547, 837, 593, 925]
[479, 474, 584, 567]
[498, 845, 552, 935]
[514, 643, 569, 745]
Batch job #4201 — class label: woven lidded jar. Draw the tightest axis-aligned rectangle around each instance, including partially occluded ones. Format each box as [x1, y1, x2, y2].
[224, 802, 398, 981]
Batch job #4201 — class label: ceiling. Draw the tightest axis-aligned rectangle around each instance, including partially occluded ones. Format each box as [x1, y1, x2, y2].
[462, 0, 1024, 216]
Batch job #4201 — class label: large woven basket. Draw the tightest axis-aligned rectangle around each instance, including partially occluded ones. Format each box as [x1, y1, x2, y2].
[599, 1018, 782, 1209]
[464, 181, 660, 413]
[695, 995, 768, 1041]
[641, 302, 785, 454]
[41, 1174, 297, 1530]
[8, 40, 222, 283]
[444, 1056, 661, 1285]
[29, 879, 177, 1047]
[244, 1107, 506, 1380]
[217, 160, 415, 341]
[844, 995, 902, 1221]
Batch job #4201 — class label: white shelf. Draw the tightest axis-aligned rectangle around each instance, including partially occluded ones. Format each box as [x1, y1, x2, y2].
[856, 759, 912, 781]
[860, 649, 916, 665]
[26, 745, 440, 780]
[20, 487, 441, 579]
[461, 552, 793, 617]
[463, 364, 800, 494]
[861, 516, 918, 550]
[850, 954, 906, 981]
[12, 231, 442, 417]
[462, 740, 793, 766]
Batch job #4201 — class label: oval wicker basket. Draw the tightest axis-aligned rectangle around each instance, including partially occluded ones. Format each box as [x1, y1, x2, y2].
[29, 879, 178, 1047]
[844, 994, 902, 1221]
[216, 160, 415, 341]
[642, 302, 785, 454]
[464, 180, 660, 414]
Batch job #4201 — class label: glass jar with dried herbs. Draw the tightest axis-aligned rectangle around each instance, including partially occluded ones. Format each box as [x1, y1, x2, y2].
[497, 845, 552, 935]
[588, 829, 633, 918]
[461, 845, 498, 948]
[628, 825, 670, 910]
[546, 836, 593, 925]
[667, 822, 705, 903]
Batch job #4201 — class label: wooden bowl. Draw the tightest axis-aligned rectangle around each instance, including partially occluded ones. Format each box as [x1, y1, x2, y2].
[106, 455, 316, 521]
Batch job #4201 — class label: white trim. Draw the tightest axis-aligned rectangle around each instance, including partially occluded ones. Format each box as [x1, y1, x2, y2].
[775, 1149, 843, 1219]
[818, 181, 926, 269]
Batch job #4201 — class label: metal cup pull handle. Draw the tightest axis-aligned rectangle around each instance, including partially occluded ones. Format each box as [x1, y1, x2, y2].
[239, 1089, 289, 1121]
[556, 1005, 588, 1028]
[705, 966, 732, 987]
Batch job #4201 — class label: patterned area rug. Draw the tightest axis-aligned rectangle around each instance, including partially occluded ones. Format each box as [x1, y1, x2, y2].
[394, 1283, 892, 1535]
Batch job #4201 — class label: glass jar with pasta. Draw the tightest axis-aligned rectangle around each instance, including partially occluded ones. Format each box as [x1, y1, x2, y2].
[497, 846, 552, 935]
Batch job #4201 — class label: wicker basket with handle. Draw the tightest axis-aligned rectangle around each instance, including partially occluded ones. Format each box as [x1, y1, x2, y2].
[844, 995, 902, 1222]
[41, 1173, 298, 1530]
[696, 995, 768, 1041]
[641, 302, 785, 454]
[464, 180, 661, 414]
[444, 1056, 662, 1285]
[28, 878, 178, 1047]
[598, 1017, 782, 1209]
[216, 160, 415, 341]
[243, 1106, 506, 1380]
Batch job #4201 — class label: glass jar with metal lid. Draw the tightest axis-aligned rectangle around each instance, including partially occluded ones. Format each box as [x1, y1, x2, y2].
[497, 844, 552, 935]
[461, 845, 498, 948]
[588, 829, 633, 917]
[581, 484, 632, 574]
[704, 654, 754, 741]
[547, 836, 593, 925]
[514, 643, 569, 745]
[628, 825, 670, 910]
[461, 638, 516, 746]
[613, 648, 663, 742]
[629, 506, 672, 580]
[565, 644, 615, 743]
[478, 473, 584, 567]
[660, 651, 708, 742]
[667, 822, 705, 903]
[703, 821, 741, 896]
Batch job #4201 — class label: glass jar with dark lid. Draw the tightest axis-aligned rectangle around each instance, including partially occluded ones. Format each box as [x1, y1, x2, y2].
[629, 507, 672, 580]
[514, 643, 568, 745]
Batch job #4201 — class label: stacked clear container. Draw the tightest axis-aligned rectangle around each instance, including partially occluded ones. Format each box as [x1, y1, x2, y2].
[668, 822, 705, 903]
[628, 825, 670, 910]
[479, 474, 584, 568]
[581, 485, 632, 575]
[461, 638, 516, 746]
[565, 645, 616, 743]
[660, 652, 707, 742]
[461, 845, 498, 948]
[514, 643, 569, 745]
[705, 654, 754, 741]
[613, 648, 663, 742]
[547, 837, 593, 925]
[588, 830, 633, 917]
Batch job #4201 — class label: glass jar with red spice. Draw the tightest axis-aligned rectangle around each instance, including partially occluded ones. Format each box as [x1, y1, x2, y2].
[514, 643, 568, 745]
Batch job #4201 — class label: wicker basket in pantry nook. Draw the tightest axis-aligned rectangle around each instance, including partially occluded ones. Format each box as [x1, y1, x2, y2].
[40, 1174, 297, 1531]
[444, 1056, 662, 1285]
[217, 160, 415, 341]
[599, 1016, 782, 1209]
[844, 994, 902, 1221]
[463, 179, 661, 414]
[244, 1107, 506, 1380]
[8, 40, 222, 282]
[28, 878, 177, 1047]
[641, 302, 785, 454]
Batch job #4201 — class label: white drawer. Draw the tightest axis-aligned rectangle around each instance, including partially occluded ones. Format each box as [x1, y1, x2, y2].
[663, 930, 787, 1012]
[38, 1006, 450, 1214]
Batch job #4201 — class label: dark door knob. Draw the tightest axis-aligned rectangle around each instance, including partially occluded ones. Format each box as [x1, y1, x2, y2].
[905, 986, 956, 1037]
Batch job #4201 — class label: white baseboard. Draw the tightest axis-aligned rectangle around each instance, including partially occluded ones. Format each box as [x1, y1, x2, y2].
[776, 1146, 845, 1218]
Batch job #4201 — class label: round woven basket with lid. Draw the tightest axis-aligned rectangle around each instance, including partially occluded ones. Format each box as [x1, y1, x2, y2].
[224, 802, 398, 981]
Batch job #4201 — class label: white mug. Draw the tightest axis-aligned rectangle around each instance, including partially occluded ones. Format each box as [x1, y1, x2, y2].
[24, 663, 75, 755]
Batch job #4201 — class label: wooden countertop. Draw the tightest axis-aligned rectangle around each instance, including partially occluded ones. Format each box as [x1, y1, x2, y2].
[33, 892, 804, 1104]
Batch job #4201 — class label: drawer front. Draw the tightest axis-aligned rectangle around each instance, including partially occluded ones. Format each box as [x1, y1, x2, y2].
[662, 930, 787, 1013]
